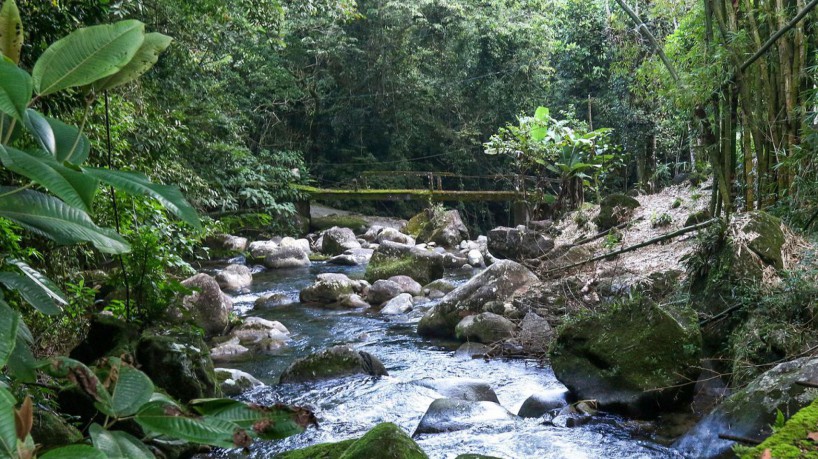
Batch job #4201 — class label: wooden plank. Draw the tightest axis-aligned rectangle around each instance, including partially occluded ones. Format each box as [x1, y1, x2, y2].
[293, 185, 523, 202]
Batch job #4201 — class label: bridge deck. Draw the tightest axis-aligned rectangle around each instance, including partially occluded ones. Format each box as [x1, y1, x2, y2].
[295, 185, 523, 202]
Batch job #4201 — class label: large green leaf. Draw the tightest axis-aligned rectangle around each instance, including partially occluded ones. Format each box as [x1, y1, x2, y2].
[39, 444, 107, 459]
[191, 399, 315, 440]
[7, 333, 35, 383]
[0, 299, 18, 368]
[82, 168, 201, 230]
[40, 357, 114, 409]
[533, 106, 550, 122]
[24, 110, 91, 165]
[94, 33, 172, 91]
[0, 188, 130, 253]
[0, 271, 61, 315]
[6, 258, 67, 306]
[0, 387, 17, 458]
[1, 113, 22, 143]
[32, 20, 145, 96]
[0, 0, 22, 64]
[0, 58, 30, 121]
[95, 359, 154, 418]
[135, 401, 239, 449]
[0, 146, 98, 212]
[89, 424, 155, 459]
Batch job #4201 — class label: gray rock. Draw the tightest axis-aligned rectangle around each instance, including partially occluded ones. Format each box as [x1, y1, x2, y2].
[376, 227, 415, 245]
[594, 194, 641, 230]
[215, 264, 253, 292]
[518, 312, 553, 354]
[263, 246, 310, 269]
[423, 279, 457, 296]
[388, 275, 423, 297]
[418, 260, 538, 339]
[414, 399, 515, 435]
[210, 337, 250, 361]
[467, 249, 485, 267]
[253, 293, 291, 309]
[414, 378, 499, 403]
[380, 293, 413, 315]
[366, 241, 445, 285]
[455, 313, 515, 344]
[367, 279, 403, 305]
[339, 293, 371, 309]
[443, 253, 469, 269]
[362, 225, 384, 242]
[517, 390, 570, 418]
[216, 368, 264, 396]
[322, 226, 362, 255]
[222, 235, 248, 252]
[328, 254, 360, 266]
[248, 240, 278, 261]
[178, 274, 232, 336]
[279, 345, 388, 383]
[229, 317, 290, 345]
[280, 237, 311, 254]
[300, 273, 367, 305]
[427, 210, 470, 247]
[487, 226, 554, 261]
[674, 357, 818, 459]
[454, 342, 491, 359]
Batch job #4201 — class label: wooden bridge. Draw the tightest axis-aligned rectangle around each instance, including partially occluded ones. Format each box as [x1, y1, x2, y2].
[294, 171, 551, 225]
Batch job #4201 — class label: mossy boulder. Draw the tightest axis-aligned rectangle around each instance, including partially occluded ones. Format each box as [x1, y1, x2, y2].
[322, 226, 362, 255]
[407, 208, 469, 248]
[487, 226, 554, 261]
[549, 298, 701, 417]
[31, 410, 83, 451]
[366, 241, 444, 285]
[674, 357, 818, 459]
[279, 345, 387, 383]
[70, 314, 138, 364]
[300, 273, 368, 306]
[276, 423, 426, 459]
[135, 329, 221, 403]
[593, 194, 640, 230]
[684, 209, 712, 227]
[177, 273, 233, 336]
[454, 312, 515, 344]
[417, 260, 537, 339]
[742, 211, 785, 269]
[311, 215, 368, 233]
[737, 398, 818, 459]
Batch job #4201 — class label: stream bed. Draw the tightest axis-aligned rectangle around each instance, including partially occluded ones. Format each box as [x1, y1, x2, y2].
[214, 262, 682, 459]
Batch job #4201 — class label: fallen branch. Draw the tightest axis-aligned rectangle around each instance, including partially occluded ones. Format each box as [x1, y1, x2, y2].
[699, 304, 743, 327]
[542, 218, 720, 275]
[718, 433, 762, 445]
[571, 217, 645, 247]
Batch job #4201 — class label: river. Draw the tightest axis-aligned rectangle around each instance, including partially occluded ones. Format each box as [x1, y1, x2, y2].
[213, 261, 683, 459]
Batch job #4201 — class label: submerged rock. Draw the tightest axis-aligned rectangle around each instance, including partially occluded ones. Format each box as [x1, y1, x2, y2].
[454, 313, 515, 344]
[517, 390, 571, 418]
[674, 357, 818, 459]
[254, 293, 291, 309]
[454, 342, 491, 360]
[414, 399, 515, 435]
[417, 260, 537, 339]
[279, 345, 388, 383]
[366, 241, 444, 285]
[414, 378, 499, 403]
[549, 298, 701, 417]
[210, 337, 250, 361]
[277, 423, 427, 459]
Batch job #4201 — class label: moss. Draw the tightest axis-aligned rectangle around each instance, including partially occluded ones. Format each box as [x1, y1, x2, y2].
[684, 209, 712, 227]
[593, 194, 640, 230]
[309, 253, 332, 262]
[276, 439, 357, 459]
[737, 399, 818, 459]
[340, 423, 428, 459]
[31, 410, 83, 450]
[365, 251, 442, 285]
[311, 215, 368, 233]
[744, 211, 785, 269]
[406, 211, 431, 238]
[279, 346, 387, 383]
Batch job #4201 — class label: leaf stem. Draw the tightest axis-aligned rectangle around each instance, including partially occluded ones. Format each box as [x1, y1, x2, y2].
[0, 183, 33, 198]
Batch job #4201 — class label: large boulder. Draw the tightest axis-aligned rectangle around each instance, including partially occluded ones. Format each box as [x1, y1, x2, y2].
[454, 313, 515, 344]
[517, 312, 553, 354]
[215, 264, 253, 292]
[280, 237, 312, 254]
[178, 273, 233, 336]
[674, 357, 818, 459]
[593, 194, 640, 230]
[300, 273, 368, 306]
[487, 226, 554, 261]
[414, 399, 516, 435]
[263, 246, 311, 269]
[276, 423, 427, 459]
[417, 260, 538, 338]
[322, 226, 362, 255]
[366, 241, 444, 285]
[248, 240, 278, 261]
[31, 410, 83, 451]
[136, 329, 221, 403]
[407, 208, 470, 248]
[549, 298, 701, 417]
[737, 398, 818, 459]
[279, 345, 388, 383]
[215, 368, 264, 396]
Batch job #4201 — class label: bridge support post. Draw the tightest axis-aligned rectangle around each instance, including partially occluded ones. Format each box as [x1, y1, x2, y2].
[295, 199, 311, 235]
[512, 200, 529, 227]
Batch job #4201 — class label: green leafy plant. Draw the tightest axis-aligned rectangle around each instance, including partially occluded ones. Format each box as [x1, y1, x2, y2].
[651, 212, 672, 228]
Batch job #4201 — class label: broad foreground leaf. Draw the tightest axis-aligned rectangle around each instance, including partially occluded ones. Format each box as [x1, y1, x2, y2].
[135, 401, 239, 449]
[39, 444, 107, 459]
[0, 0, 22, 64]
[0, 59, 31, 121]
[0, 188, 130, 253]
[83, 168, 201, 229]
[94, 32, 173, 91]
[0, 387, 17, 458]
[0, 299, 18, 368]
[191, 398, 317, 440]
[90, 424, 155, 459]
[0, 271, 61, 315]
[94, 358, 154, 418]
[24, 110, 91, 165]
[32, 20, 145, 96]
[6, 258, 67, 306]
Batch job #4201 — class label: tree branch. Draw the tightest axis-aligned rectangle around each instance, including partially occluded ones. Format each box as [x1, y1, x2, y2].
[740, 0, 818, 72]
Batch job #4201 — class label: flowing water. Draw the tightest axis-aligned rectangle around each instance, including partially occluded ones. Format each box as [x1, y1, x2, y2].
[215, 262, 682, 459]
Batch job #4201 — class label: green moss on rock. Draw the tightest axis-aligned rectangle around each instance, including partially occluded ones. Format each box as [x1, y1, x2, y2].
[744, 211, 785, 269]
[276, 439, 357, 459]
[549, 297, 701, 417]
[311, 215, 368, 233]
[406, 211, 431, 238]
[31, 410, 83, 450]
[365, 242, 444, 285]
[593, 194, 640, 230]
[737, 399, 818, 459]
[279, 345, 387, 383]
